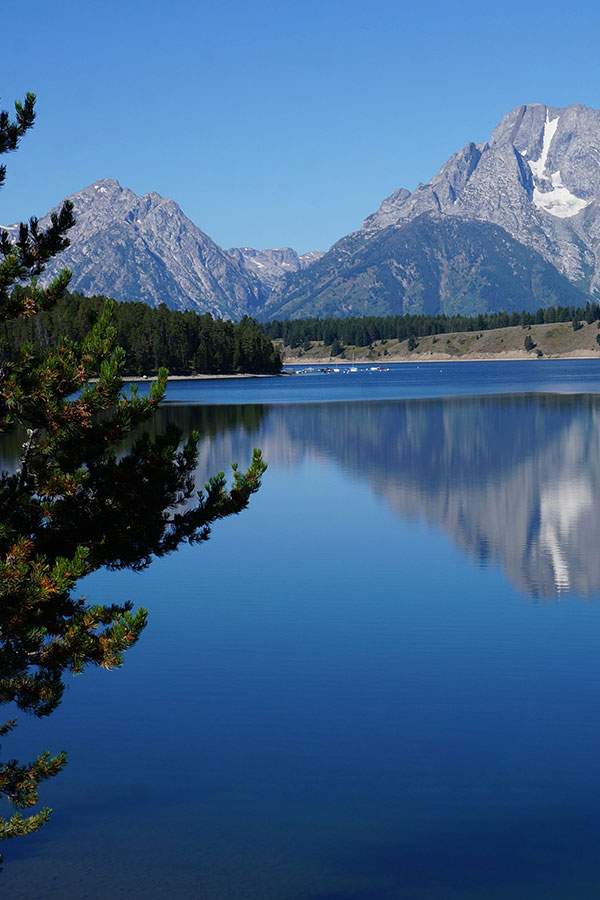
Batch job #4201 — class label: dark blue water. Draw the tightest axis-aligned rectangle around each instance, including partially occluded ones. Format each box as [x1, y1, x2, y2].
[160, 358, 600, 405]
[5, 362, 600, 898]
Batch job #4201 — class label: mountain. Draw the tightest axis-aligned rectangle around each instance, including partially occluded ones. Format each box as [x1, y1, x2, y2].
[11, 179, 268, 318]
[362, 103, 600, 289]
[266, 102, 600, 319]
[264, 212, 589, 320]
[226, 247, 324, 291]
[14, 179, 324, 318]
[6, 103, 599, 321]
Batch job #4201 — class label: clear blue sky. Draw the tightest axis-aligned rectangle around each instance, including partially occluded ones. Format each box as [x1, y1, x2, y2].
[2, 0, 598, 253]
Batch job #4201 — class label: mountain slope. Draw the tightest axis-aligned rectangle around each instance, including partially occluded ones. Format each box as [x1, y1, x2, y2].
[265, 212, 589, 319]
[362, 103, 600, 292]
[28, 179, 266, 318]
[268, 102, 600, 318]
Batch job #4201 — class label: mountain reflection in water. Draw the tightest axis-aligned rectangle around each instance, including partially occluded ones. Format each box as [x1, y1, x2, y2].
[155, 394, 600, 600]
[6, 384, 600, 896]
[3, 394, 597, 600]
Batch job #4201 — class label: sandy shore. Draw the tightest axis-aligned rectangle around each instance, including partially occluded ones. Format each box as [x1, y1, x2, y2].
[122, 372, 279, 381]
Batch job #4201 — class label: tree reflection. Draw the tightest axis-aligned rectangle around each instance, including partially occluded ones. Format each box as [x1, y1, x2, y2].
[0, 395, 266, 865]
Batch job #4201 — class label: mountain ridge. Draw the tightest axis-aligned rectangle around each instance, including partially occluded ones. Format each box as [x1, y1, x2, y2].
[360, 102, 600, 289]
[264, 102, 600, 319]
[264, 210, 589, 319]
[5, 178, 323, 319]
[4, 102, 599, 320]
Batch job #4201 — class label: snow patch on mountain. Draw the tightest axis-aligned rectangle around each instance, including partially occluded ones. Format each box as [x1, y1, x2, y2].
[527, 114, 590, 218]
[532, 177, 591, 218]
[529, 114, 558, 181]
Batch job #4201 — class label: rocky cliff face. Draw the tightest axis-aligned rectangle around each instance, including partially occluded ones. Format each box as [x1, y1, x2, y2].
[28, 179, 267, 318]
[362, 103, 600, 293]
[226, 246, 324, 290]
[266, 102, 600, 319]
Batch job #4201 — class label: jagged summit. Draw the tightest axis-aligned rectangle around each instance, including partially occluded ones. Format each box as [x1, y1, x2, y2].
[358, 102, 600, 293]
[7, 102, 599, 321]
[226, 246, 324, 290]
[35, 181, 268, 317]
[55, 180, 263, 316]
[264, 102, 600, 319]
[8, 180, 323, 318]
[90, 178, 122, 190]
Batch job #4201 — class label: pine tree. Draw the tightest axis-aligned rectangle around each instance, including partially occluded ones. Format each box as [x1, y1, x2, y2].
[0, 93, 266, 863]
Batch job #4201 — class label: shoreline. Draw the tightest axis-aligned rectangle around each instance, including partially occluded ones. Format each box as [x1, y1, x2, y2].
[117, 353, 600, 381]
[282, 350, 600, 366]
[122, 372, 279, 381]
[277, 321, 600, 366]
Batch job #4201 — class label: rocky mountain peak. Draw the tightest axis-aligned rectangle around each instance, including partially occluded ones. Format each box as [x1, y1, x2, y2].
[358, 102, 600, 293]
[36, 181, 267, 318]
[362, 187, 411, 231]
[6, 179, 325, 319]
[226, 246, 325, 290]
[90, 177, 123, 193]
[6, 101, 598, 323]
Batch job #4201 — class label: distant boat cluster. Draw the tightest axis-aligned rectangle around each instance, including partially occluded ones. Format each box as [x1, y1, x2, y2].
[287, 365, 390, 375]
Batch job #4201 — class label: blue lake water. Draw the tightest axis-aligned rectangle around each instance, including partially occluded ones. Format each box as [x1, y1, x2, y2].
[5, 360, 600, 898]
[149, 358, 600, 405]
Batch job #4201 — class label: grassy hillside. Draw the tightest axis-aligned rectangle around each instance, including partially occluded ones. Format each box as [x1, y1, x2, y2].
[280, 320, 600, 364]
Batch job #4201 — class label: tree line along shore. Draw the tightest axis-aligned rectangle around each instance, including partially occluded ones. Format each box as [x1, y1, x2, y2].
[264, 303, 600, 345]
[3, 293, 600, 375]
[279, 320, 600, 364]
[265, 304, 600, 364]
[1, 291, 282, 375]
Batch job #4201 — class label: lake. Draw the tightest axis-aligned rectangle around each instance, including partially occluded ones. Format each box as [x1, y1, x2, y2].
[4, 359, 600, 899]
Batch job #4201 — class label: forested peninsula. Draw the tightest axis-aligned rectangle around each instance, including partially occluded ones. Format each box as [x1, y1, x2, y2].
[0, 292, 282, 375]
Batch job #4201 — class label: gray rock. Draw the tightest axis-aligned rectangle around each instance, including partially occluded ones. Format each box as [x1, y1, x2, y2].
[12, 179, 269, 318]
[362, 102, 600, 294]
[226, 246, 324, 290]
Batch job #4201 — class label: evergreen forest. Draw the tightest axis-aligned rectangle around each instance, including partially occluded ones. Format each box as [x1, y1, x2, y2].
[0, 291, 282, 375]
[264, 303, 600, 349]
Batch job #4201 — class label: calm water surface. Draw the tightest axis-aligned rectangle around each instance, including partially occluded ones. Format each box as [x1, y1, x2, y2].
[5, 360, 600, 899]
[165, 358, 600, 404]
